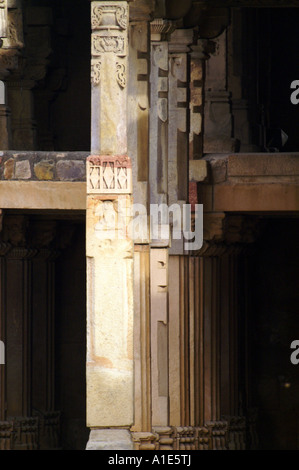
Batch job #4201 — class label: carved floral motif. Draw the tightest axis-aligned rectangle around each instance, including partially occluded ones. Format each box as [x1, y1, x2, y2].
[116, 61, 126, 88]
[91, 5, 103, 29]
[91, 59, 101, 85]
[116, 6, 127, 29]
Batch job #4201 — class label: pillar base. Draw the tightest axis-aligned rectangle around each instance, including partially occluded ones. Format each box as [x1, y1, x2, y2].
[86, 429, 134, 450]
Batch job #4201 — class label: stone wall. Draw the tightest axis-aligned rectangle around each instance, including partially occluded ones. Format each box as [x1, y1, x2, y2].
[0, 151, 88, 181]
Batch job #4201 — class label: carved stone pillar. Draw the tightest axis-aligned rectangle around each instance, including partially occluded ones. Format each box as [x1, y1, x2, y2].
[189, 39, 208, 160]
[0, 219, 8, 423]
[128, 9, 152, 439]
[29, 221, 57, 419]
[4, 243, 34, 420]
[168, 29, 193, 205]
[150, 248, 168, 427]
[128, 18, 150, 208]
[203, 30, 238, 153]
[168, 29, 193, 255]
[0, 81, 11, 149]
[149, 19, 173, 207]
[148, 20, 172, 431]
[86, 1, 134, 450]
[90, 1, 128, 155]
[228, 8, 261, 152]
[0, 2, 24, 149]
[6, 79, 37, 150]
[0, 0, 7, 38]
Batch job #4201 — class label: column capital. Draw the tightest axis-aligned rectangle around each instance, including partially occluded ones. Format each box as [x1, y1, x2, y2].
[150, 18, 175, 42]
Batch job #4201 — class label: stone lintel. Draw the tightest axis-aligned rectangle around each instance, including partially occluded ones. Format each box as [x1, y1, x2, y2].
[0, 181, 86, 210]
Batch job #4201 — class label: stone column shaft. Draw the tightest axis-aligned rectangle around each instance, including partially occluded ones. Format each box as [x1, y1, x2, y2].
[86, 1, 133, 450]
[91, 1, 128, 155]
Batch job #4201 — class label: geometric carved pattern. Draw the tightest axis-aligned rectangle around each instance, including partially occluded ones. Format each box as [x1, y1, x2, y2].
[87, 155, 132, 194]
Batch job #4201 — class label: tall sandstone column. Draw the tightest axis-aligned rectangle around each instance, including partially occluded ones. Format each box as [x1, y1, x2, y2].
[86, 1, 134, 450]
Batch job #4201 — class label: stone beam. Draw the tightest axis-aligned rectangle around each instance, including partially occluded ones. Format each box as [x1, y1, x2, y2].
[214, 183, 299, 212]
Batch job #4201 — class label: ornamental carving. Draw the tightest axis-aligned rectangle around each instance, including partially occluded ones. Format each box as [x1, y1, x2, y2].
[116, 61, 126, 88]
[91, 59, 101, 85]
[87, 155, 132, 194]
[116, 6, 127, 29]
[91, 5, 103, 29]
[91, 3, 127, 31]
[91, 3, 128, 87]
[92, 34, 125, 56]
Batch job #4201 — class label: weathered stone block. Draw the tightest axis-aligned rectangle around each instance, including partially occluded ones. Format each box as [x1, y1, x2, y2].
[4, 158, 14, 179]
[204, 136, 239, 154]
[214, 183, 299, 212]
[56, 160, 85, 181]
[189, 160, 208, 182]
[86, 429, 133, 450]
[15, 160, 31, 179]
[228, 154, 299, 177]
[211, 157, 227, 183]
[34, 160, 54, 180]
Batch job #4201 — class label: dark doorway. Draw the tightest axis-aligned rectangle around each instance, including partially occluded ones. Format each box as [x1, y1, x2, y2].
[0, 210, 88, 450]
[249, 218, 299, 449]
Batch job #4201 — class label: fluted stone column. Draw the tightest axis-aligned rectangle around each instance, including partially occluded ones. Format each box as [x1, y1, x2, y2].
[86, 1, 134, 450]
